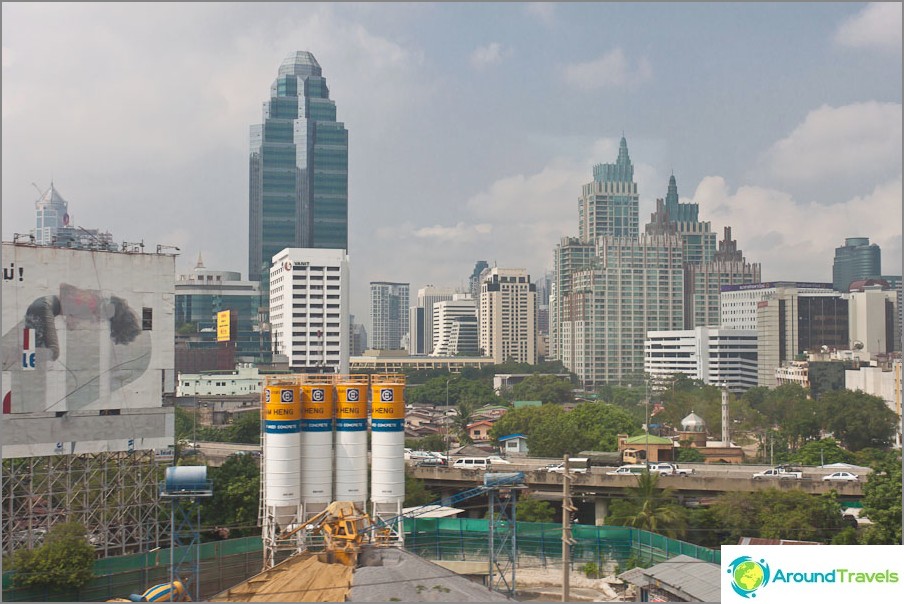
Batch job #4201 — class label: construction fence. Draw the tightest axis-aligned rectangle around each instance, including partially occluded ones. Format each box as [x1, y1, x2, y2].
[2, 522, 719, 601]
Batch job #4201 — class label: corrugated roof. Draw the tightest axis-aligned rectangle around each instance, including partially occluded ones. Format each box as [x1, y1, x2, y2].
[624, 433, 673, 445]
[619, 554, 720, 602]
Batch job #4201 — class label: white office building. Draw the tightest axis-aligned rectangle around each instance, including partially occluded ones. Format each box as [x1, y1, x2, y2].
[720, 282, 834, 331]
[479, 268, 537, 365]
[269, 248, 350, 373]
[408, 286, 456, 355]
[432, 294, 478, 357]
[370, 281, 409, 350]
[645, 327, 758, 393]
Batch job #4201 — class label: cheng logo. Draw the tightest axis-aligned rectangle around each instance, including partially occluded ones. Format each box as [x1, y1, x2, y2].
[264, 390, 271, 403]
[346, 388, 359, 402]
[280, 389, 294, 403]
[380, 388, 394, 402]
[728, 556, 771, 598]
[311, 388, 325, 402]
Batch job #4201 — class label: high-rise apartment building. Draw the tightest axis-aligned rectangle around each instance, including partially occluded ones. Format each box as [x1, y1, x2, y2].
[468, 261, 489, 299]
[369, 282, 409, 350]
[33, 182, 69, 245]
[269, 248, 349, 373]
[479, 268, 537, 365]
[832, 237, 881, 292]
[408, 286, 456, 355]
[432, 294, 478, 357]
[348, 315, 368, 356]
[579, 137, 639, 241]
[248, 51, 348, 283]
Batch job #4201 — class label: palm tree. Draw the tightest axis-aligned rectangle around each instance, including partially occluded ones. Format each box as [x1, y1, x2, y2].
[452, 400, 475, 445]
[607, 470, 688, 538]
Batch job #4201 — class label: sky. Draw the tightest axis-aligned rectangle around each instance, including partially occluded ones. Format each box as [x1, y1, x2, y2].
[2, 2, 902, 326]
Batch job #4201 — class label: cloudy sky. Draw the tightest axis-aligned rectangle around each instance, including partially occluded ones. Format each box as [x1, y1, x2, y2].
[3, 2, 901, 324]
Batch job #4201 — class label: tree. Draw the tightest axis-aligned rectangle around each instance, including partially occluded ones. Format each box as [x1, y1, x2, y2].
[819, 390, 897, 452]
[607, 471, 688, 538]
[404, 469, 436, 507]
[515, 495, 555, 523]
[790, 438, 854, 466]
[859, 453, 902, 544]
[510, 375, 574, 404]
[676, 447, 705, 463]
[228, 411, 262, 444]
[406, 434, 446, 453]
[12, 522, 95, 590]
[202, 454, 260, 537]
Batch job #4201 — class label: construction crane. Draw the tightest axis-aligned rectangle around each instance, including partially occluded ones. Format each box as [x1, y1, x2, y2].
[278, 501, 372, 567]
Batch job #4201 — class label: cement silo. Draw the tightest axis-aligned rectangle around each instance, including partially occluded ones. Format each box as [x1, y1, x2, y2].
[335, 375, 369, 509]
[299, 377, 335, 519]
[369, 375, 406, 543]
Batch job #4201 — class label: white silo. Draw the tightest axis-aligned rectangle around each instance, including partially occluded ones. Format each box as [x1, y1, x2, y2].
[300, 378, 335, 519]
[369, 375, 406, 544]
[335, 376, 369, 509]
[261, 380, 302, 568]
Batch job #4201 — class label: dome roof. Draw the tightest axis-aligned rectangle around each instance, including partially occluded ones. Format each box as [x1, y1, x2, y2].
[278, 51, 322, 78]
[681, 411, 706, 431]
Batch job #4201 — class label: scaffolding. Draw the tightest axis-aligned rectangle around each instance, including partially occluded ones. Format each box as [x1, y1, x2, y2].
[159, 466, 213, 602]
[1, 450, 166, 558]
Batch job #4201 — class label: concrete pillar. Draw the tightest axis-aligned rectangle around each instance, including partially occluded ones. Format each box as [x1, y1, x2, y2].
[594, 498, 609, 526]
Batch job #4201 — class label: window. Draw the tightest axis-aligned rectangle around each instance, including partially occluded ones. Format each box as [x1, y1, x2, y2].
[142, 307, 153, 330]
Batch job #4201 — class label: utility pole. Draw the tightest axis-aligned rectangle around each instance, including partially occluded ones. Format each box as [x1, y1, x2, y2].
[562, 454, 575, 602]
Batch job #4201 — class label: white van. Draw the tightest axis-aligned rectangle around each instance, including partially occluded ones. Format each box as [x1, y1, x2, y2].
[453, 457, 489, 470]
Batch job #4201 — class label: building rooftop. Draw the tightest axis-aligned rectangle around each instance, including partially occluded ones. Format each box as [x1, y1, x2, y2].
[619, 554, 720, 602]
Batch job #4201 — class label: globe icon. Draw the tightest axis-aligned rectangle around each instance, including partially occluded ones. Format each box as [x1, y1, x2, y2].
[734, 560, 764, 592]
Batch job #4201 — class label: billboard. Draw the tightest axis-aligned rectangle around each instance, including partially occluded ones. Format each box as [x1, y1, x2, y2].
[1, 244, 175, 417]
[216, 309, 232, 342]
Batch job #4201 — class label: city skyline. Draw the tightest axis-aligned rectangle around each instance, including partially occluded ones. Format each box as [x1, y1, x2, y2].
[2, 3, 901, 322]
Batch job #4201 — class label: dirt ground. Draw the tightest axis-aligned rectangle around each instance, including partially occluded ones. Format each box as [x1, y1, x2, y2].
[513, 565, 629, 602]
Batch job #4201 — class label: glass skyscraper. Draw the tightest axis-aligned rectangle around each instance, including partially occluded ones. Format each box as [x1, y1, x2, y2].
[832, 237, 881, 292]
[248, 51, 348, 283]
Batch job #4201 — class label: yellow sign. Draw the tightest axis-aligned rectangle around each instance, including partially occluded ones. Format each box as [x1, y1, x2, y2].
[216, 310, 231, 342]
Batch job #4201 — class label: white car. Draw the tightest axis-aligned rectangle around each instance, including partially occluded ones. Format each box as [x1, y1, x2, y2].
[547, 463, 587, 474]
[822, 471, 859, 482]
[485, 456, 512, 465]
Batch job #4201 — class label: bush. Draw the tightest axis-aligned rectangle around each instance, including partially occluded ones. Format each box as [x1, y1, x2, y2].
[581, 561, 601, 579]
[11, 522, 95, 590]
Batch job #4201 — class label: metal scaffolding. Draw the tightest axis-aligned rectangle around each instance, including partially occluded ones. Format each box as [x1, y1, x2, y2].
[1, 450, 166, 558]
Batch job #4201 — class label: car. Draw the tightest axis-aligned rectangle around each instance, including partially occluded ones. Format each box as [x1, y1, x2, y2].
[606, 464, 648, 476]
[823, 471, 859, 482]
[547, 463, 587, 474]
[415, 457, 447, 467]
[485, 456, 512, 465]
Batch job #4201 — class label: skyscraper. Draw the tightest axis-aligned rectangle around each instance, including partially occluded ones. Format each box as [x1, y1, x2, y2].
[479, 268, 537, 365]
[369, 282, 410, 350]
[832, 237, 881, 292]
[33, 182, 69, 245]
[579, 137, 639, 241]
[248, 51, 348, 283]
[408, 286, 456, 355]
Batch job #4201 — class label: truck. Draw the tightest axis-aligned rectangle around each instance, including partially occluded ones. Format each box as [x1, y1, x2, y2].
[752, 466, 803, 480]
[649, 462, 696, 477]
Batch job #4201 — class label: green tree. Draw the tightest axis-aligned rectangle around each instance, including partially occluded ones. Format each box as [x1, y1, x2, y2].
[515, 495, 555, 523]
[12, 522, 95, 590]
[676, 447, 705, 463]
[406, 434, 447, 453]
[404, 469, 436, 507]
[174, 406, 196, 441]
[201, 454, 260, 537]
[790, 438, 854, 466]
[859, 453, 903, 544]
[819, 390, 897, 452]
[510, 375, 574, 404]
[607, 471, 688, 538]
[228, 411, 262, 444]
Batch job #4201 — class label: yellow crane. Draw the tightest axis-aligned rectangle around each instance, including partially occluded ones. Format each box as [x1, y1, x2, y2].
[279, 501, 372, 566]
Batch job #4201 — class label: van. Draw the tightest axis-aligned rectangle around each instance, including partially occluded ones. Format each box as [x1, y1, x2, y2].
[606, 464, 648, 476]
[453, 457, 489, 470]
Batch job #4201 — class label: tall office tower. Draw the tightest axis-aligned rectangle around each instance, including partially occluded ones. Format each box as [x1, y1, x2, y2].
[369, 282, 410, 350]
[656, 174, 716, 266]
[408, 286, 456, 355]
[833, 237, 881, 292]
[579, 136, 639, 241]
[468, 261, 489, 299]
[756, 286, 848, 387]
[550, 237, 596, 362]
[684, 227, 760, 328]
[33, 182, 69, 245]
[479, 268, 537, 364]
[432, 294, 478, 356]
[248, 51, 348, 284]
[269, 248, 350, 373]
[561, 234, 684, 387]
[348, 315, 368, 356]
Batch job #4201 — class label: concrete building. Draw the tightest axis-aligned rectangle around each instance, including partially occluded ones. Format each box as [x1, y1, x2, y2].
[369, 282, 409, 350]
[845, 360, 902, 448]
[847, 283, 899, 358]
[756, 286, 848, 387]
[645, 327, 758, 392]
[432, 295, 478, 357]
[720, 282, 835, 331]
[478, 267, 537, 365]
[408, 286, 456, 355]
[177, 364, 263, 397]
[248, 51, 348, 285]
[350, 350, 493, 373]
[269, 248, 349, 373]
[468, 260, 489, 300]
[348, 315, 367, 356]
[833, 237, 881, 292]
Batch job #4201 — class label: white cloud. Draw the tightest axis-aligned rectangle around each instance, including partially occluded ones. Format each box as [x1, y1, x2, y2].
[470, 42, 508, 69]
[835, 2, 902, 51]
[413, 222, 493, 242]
[524, 3, 555, 25]
[563, 48, 652, 90]
[692, 176, 903, 280]
[760, 102, 902, 189]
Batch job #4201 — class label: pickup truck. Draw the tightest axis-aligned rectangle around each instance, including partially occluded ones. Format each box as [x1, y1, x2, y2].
[650, 463, 696, 477]
[752, 467, 803, 480]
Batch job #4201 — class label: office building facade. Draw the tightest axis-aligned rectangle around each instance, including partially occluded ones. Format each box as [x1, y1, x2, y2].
[269, 248, 349, 373]
[832, 237, 881, 292]
[408, 286, 456, 355]
[432, 294, 478, 357]
[720, 282, 835, 331]
[248, 51, 348, 283]
[645, 327, 758, 393]
[369, 282, 410, 350]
